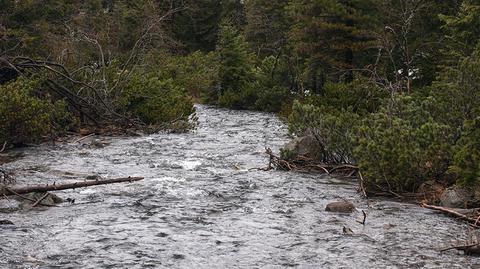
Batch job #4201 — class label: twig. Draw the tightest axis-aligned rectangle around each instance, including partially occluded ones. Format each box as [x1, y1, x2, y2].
[441, 243, 480, 253]
[72, 133, 95, 144]
[3, 188, 56, 207]
[356, 210, 367, 225]
[358, 171, 368, 198]
[0, 141, 6, 153]
[32, 193, 50, 207]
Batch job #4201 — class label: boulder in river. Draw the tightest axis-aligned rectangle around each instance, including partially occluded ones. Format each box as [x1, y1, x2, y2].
[440, 185, 479, 208]
[325, 200, 356, 213]
[0, 219, 14, 225]
[281, 134, 319, 159]
[20, 192, 63, 208]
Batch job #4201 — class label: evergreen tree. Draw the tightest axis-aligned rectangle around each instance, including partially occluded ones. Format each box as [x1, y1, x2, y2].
[287, 0, 378, 93]
[244, 0, 289, 57]
[441, 0, 480, 60]
[169, 0, 222, 52]
[217, 23, 253, 93]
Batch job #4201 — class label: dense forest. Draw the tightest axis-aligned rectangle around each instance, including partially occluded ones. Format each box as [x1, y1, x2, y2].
[1, 0, 479, 197]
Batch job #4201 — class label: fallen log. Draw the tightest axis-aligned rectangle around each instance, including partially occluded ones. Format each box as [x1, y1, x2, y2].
[420, 203, 479, 226]
[0, 177, 143, 196]
[442, 243, 480, 255]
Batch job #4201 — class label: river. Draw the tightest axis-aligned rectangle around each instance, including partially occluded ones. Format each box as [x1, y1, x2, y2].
[0, 105, 477, 268]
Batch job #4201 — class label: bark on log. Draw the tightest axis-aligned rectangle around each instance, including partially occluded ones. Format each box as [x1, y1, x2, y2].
[420, 203, 478, 224]
[0, 177, 143, 196]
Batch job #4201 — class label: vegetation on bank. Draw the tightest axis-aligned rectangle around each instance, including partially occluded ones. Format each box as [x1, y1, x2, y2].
[1, 0, 479, 195]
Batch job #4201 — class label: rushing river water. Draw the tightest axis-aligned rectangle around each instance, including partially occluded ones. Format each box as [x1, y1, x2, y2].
[0, 105, 478, 268]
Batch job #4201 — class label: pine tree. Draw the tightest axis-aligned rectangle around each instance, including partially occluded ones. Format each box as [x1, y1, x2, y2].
[217, 23, 254, 94]
[244, 0, 289, 57]
[287, 0, 378, 92]
[169, 0, 222, 52]
[441, 0, 480, 60]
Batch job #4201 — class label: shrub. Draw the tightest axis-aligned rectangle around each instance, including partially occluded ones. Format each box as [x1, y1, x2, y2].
[253, 56, 291, 112]
[451, 117, 480, 186]
[354, 96, 453, 193]
[118, 73, 195, 126]
[151, 51, 219, 101]
[305, 79, 388, 115]
[0, 77, 72, 146]
[218, 87, 258, 110]
[427, 48, 480, 137]
[288, 100, 360, 163]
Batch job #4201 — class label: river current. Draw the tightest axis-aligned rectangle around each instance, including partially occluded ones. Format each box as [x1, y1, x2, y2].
[0, 105, 478, 268]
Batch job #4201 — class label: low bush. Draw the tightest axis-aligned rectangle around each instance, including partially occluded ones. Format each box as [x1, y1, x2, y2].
[118, 73, 195, 126]
[288, 100, 360, 163]
[305, 79, 388, 115]
[0, 77, 72, 146]
[253, 56, 291, 112]
[152, 51, 219, 101]
[451, 117, 480, 186]
[355, 115, 452, 193]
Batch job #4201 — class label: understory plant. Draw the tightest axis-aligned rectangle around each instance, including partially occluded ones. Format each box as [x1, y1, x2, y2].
[0, 77, 72, 146]
[117, 72, 196, 127]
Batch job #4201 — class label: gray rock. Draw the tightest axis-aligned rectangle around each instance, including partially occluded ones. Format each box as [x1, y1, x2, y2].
[20, 192, 63, 208]
[326, 201, 356, 213]
[282, 134, 318, 159]
[440, 186, 474, 208]
[0, 219, 14, 225]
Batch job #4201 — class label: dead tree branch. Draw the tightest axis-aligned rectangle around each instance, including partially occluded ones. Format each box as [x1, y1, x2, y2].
[0, 176, 144, 196]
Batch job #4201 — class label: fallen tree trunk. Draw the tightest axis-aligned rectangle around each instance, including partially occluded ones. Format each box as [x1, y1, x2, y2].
[0, 177, 143, 196]
[442, 243, 480, 255]
[420, 203, 480, 226]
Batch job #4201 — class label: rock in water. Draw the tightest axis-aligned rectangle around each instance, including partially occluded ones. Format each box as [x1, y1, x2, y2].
[325, 201, 356, 213]
[440, 186, 476, 208]
[0, 219, 14, 225]
[20, 192, 63, 208]
[282, 134, 319, 159]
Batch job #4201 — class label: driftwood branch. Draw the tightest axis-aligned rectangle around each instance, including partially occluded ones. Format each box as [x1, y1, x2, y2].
[441, 243, 480, 255]
[265, 148, 358, 175]
[0, 176, 143, 196]
[356, 210, 367, 225]
[0, 141, 6, 153]
[420, 203, 479, 225]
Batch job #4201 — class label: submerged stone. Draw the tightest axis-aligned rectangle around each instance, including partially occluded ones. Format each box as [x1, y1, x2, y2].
[20, 192, 63, 208]
[325, 200, 356, 213]
[0, 219, 14, 225]
[440, 186, 476, 208]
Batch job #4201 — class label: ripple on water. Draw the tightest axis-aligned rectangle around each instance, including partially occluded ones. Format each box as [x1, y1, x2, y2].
[1, 105, 479, 268]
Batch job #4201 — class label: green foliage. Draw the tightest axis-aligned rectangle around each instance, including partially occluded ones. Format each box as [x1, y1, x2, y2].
[288, 100, 360, 164]
[427, 48, 480, 137]
[152, 51, 219, 100]
[245, 0, 289, 56]
[355, 101, 453, 192]
[287, 0, 379, 90]
[451, 118, 480, 186]
[305, 80, 388, 115]
[169, 0, 222, 52]
[118, 73, 195, 126]
[217, 23, 254, 95]
[440, 0, 480, 59]
[0, 77, 72, 146]
[252, 56, 291, 112]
